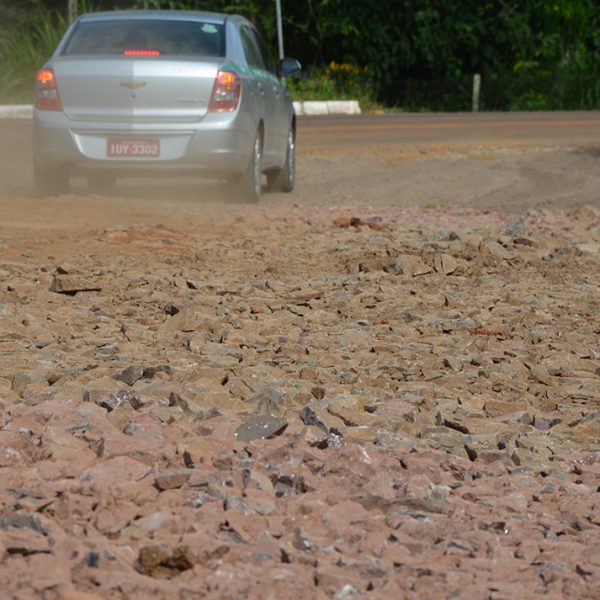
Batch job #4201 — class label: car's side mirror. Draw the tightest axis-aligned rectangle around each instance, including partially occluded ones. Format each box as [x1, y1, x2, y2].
[279, 57, 301, 78]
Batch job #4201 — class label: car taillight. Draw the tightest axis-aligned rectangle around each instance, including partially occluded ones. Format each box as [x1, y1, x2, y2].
[35, 68, 62, 111]
[208, 70, 241, 112]
[123, 50, 161, 56]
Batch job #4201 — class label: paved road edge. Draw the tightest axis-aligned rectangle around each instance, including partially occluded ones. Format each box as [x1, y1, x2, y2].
[0, 101, 361, 119]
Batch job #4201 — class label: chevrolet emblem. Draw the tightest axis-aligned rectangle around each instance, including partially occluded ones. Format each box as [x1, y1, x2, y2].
[120, 80, 146, 90]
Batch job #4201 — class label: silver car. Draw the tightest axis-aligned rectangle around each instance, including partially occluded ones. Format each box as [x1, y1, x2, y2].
[33, 10, 301, 202]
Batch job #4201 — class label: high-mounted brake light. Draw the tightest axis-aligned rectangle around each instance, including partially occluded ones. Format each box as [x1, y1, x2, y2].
[123, 50, 161, 56]
[208, 69, 241, 113]
[35, 68, 62, 111]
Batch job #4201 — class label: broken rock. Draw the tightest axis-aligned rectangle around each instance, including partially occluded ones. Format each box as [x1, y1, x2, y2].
[49, 275, 101, 295]
[234, 415, 288, 443]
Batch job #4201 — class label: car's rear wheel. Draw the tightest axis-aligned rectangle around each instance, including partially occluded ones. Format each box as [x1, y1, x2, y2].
[88, 173, 116, 196]
[34, 160, 69, 197]
[235, 131, 263, 203]
[267, 127, 295, 193]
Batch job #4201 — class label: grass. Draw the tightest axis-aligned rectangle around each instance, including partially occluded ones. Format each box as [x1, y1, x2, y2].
[0, 6, 68, 103]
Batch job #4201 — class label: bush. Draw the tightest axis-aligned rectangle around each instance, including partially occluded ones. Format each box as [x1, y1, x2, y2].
[286, 61, 379, 109]
[387, 77, 473, 112]
[0, 5, 68, 103]
[482, 65, 600, 111]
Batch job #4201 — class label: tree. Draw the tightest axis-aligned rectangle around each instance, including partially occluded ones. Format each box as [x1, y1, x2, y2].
[3, 0, 599, 108]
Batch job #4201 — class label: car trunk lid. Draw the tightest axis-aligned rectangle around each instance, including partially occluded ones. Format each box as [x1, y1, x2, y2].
[53, 57, 220, 124]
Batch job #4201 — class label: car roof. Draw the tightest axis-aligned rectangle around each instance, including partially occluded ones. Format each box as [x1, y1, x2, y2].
[77, 10, 230, 25]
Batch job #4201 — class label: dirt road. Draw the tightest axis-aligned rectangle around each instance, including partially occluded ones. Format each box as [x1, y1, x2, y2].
[1, 112, 599, 216]
[0, 113, 599, 599]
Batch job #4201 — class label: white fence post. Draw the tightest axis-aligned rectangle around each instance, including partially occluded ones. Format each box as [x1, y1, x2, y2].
[472, 74, 481, 112]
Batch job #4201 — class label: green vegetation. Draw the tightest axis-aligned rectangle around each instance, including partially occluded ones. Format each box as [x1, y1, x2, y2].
[1, 0, 598, 110]
[0, 2, 67, 102]
[286, 62, 378, 110]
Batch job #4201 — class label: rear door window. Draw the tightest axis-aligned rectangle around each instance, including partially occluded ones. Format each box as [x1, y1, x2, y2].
[240, 25, 265, 70]
[62, 20, 225, 57]
[250, 28, 275, 74]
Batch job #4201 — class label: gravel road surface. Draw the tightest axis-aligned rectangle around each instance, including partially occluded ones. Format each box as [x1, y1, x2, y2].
[0, 112, 599, 599]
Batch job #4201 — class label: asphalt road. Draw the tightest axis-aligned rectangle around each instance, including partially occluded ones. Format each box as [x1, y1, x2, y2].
[298, 111, 600, 149]
[0, 111, 599, 202]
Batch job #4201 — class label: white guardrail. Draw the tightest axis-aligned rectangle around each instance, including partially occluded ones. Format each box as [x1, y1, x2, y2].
[0, 101, 361, 119]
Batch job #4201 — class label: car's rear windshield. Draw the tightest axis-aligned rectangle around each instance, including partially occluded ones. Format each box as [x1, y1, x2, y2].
[62, 19, 225, 57]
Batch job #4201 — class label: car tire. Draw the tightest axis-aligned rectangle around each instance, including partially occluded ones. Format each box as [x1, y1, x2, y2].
[88, 174, 116, 196]
[267, 127, 295, 193]
[34, 160, 69, 197]
[236, 131, 263, 203]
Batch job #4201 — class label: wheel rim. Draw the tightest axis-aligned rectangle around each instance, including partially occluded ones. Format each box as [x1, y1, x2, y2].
[287, 130, 296, 187]
[253, 135, 262, 199]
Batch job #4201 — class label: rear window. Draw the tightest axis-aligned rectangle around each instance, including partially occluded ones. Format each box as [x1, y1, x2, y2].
[62, 19, 225, 57]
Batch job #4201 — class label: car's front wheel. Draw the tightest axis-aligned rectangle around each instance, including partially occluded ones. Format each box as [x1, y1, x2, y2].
[34, 160, 69, 197]
[267, 127, 295, 193]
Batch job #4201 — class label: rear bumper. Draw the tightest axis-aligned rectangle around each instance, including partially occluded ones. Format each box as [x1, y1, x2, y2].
[34, 109, 255, 178]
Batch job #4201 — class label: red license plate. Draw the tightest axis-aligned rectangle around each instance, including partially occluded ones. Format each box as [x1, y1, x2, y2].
[107, 139, 160, 158]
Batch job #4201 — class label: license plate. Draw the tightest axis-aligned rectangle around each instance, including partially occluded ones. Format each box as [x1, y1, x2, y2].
[107, 139, 160, 158]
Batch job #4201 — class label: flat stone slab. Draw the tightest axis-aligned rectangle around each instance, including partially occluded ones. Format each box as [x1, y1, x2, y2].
[234, 415, 288, 442]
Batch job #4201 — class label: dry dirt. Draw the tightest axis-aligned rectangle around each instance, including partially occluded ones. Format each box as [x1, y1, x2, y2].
[0, 114, 599, 599]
